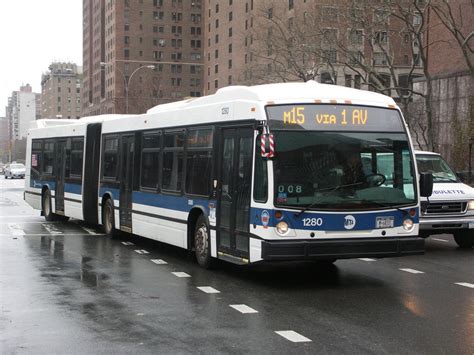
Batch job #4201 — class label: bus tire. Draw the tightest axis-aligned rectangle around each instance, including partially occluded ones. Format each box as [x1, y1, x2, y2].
[453, 230, 474, 248]
[102, 198, 116, 238]
[42, 189, 57, 222]
[194, 215, 214, 269]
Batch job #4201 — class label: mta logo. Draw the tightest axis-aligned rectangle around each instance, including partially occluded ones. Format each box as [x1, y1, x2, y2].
[344, 215, 356, 230]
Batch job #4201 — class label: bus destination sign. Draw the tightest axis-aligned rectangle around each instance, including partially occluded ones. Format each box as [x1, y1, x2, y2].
[267, 105, 404, 132]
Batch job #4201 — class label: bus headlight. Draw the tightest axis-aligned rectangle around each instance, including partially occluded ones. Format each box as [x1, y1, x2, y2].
[402, 218, 414, 231]
[276, 221, 289, 235]
[468, 200, 474, 210]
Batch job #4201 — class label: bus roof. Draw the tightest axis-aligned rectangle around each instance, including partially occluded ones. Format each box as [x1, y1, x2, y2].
[29, 114, 136, 130]
[146, 81, 398, 114]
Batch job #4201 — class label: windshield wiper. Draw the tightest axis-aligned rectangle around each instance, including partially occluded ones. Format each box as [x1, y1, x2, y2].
[356, 199, 409, 216]
[295, 181, 364, 216]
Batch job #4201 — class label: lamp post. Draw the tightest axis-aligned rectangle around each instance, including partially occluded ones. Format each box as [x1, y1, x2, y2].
[100, 62, 155, 114]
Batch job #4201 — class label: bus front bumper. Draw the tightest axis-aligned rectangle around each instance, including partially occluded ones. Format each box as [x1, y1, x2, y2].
[261, 237, 424, 261]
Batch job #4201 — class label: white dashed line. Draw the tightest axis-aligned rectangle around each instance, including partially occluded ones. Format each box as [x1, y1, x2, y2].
[42, 223, 63, 235]
[172, 272, 191, 278]
[121, 241, 135, 246]
[455, 282, 474, 289]
[399, 268, 425, 274]
[197, 286, 220, 294]
[81, 226, 100, 235]
[358, 258, 376, 262]
[151, 259, 167, 265]
[275, 330, 312, 343]
[230, 304, 258, 314]
[7, 223, 25, 236]
[134, 249, 149, 254]
[432, 238, 449, 243]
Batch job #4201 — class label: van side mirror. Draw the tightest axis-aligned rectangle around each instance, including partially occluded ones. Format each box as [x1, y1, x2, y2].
[419, 172, 433, 197]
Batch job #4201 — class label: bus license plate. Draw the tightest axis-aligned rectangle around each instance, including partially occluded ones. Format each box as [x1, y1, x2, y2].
[376, 216, 394, 229]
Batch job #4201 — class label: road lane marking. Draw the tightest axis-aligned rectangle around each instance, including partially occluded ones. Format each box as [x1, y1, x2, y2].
[275, 330, 312, 343]
[358, 258, 376, 262]
[134, 249, 149, 254]
[455, 282, 474, 289]
[399, 268, 425, 274]
[121, 241, 135, 246]
[81, 226, 100, 235]
[172, 272, 191, 278]
[432, 238, 449, 243]
[197, 286, 220, 294]
[230, 304, 258, 314]
[151, 259, 167, 265]
[7, 223, 25, 236]
[42, 223, 63, 235]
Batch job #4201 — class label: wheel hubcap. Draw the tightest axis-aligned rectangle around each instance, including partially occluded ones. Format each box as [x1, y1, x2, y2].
[105, 205, 112, 232]
[195, 225, 208, 259]
[44, 196, 50, 215]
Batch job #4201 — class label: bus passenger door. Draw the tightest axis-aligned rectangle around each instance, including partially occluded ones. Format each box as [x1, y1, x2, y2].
[217, 127, 253, 263]
[55, 139, 67, 214]
[119, 135, 134, 232]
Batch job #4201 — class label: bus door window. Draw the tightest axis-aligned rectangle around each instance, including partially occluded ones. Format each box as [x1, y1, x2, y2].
[219, 134, 234, 248]
[253, 135, 268, 203]
[235, 135, 253, 252]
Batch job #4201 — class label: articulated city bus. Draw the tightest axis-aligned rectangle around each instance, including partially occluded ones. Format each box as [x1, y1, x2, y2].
[24, 81, 432, 268]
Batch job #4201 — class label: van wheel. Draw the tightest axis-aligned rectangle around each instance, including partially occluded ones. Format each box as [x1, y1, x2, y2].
[453, 230, 474, 248]
[194, 215, 214, 269]
[102, 198, 116, 237]
[42, 189, 57, 222]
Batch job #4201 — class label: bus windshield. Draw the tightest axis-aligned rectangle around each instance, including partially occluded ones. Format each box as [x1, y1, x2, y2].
[271, 131, 416, 211]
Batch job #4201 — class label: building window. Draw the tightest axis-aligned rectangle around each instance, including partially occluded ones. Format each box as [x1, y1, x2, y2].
[373, 52, 387, 65]
[228, 43, 232, 53]
[289, 0, 294, 10]
[229, 12, 233, 21]
[229, 27, 232, 37]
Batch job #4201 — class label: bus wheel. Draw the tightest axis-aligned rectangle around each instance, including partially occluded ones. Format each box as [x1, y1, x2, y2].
[194, 215, 214, 269]
[42, 189, 56, 222]
[453, 230, 474, 248]
[102, 198, 116, 237]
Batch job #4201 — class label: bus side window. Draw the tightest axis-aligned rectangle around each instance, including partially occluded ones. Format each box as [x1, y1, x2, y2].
[43, 141, 55, 176]
[103, 136, 119, 180]
[253, 135, 268, 202]
[140, 133, 161, 190]
[185, 128, 213, 196]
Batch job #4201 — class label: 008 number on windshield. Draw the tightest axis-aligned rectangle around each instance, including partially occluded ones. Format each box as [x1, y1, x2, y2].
[278, 184, 303, 194]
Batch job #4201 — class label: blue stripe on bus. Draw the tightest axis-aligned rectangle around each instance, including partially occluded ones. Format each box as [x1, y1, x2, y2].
[133, 191, 211, 214]
[99, 187, 212, 215]
[65, 183, 82, 194]
[250, 207, 419, 231]
[31, 180, 81, 194]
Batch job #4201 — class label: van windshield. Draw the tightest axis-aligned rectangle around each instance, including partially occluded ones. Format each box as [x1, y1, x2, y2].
[416, 154, 458, 183]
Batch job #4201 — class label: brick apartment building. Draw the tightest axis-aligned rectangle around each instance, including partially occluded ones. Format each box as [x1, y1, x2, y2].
[82, 0, 204, 116]
[204, 0, 424, 99]
[41, 62, 82, 119]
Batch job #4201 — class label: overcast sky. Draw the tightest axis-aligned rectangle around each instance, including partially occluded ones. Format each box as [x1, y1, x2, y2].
[0, 0, 82, 117]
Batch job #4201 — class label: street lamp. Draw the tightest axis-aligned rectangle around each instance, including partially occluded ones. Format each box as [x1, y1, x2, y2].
[100, 61, 155, 114]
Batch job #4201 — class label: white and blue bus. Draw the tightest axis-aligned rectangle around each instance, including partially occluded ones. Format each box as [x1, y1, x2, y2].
[24, 81, 432, 268]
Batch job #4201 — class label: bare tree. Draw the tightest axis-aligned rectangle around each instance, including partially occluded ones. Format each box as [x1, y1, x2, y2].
[431, 0, 474, 75]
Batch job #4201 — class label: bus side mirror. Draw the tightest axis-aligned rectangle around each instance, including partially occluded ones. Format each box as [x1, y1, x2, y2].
[419, 172, 433, 197]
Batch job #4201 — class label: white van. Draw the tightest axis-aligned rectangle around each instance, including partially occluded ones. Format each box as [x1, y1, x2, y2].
[416, 150, 474, 248]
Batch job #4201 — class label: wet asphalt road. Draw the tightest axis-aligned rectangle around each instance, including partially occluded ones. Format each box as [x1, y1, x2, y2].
[1, 177, 473, 354]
